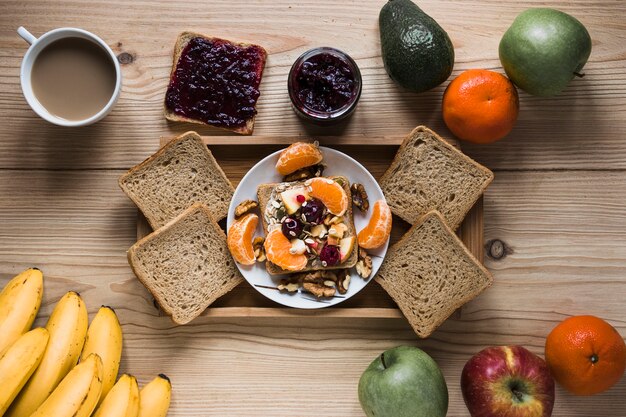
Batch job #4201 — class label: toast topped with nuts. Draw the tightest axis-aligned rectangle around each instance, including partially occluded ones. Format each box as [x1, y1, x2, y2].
[257, 176, 358, 275]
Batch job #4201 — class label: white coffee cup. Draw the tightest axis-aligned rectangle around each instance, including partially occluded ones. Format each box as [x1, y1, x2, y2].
[17, 26, 122, 127]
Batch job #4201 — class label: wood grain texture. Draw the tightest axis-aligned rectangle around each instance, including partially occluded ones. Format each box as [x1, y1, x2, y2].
[0, 0, 624, 169]
[1, 0, 625, 416]
[1, 169, 625, 416]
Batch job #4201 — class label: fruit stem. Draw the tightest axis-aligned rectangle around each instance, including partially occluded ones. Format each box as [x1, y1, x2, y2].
[380, 353, 387, 369]
[574, 72, 585, 78]
[590, 354, 599, 364]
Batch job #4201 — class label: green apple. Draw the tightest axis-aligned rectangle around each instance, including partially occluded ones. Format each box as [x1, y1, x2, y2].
[499, 8, 592, 96]
[358, 346, 448, 417]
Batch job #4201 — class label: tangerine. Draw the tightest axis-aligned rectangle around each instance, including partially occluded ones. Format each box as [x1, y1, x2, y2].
[264, 228, 308, 271]
[442, 69, 519, 144]
[276, 142, 323, 175]
[227, 213, 258, 265]
[307, 177, 349, 216]
[357, 200, 392, 249]
[545, 315, 626, 396]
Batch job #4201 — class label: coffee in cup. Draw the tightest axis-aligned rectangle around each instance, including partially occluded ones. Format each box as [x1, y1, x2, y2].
[18, 27, 122, 127]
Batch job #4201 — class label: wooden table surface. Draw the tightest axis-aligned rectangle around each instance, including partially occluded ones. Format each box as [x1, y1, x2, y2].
[1, 1, 625, 416]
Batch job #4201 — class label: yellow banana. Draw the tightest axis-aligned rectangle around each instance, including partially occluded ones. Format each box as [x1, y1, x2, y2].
[6, 291, 88, 417]
[80, 305, 123, 404]
[93, 374, 140, 417]
[30, 353, 103, 417]
[0, 268, 44, 356]
[0, 327, 49, 415]
[138, 374, 171, 417]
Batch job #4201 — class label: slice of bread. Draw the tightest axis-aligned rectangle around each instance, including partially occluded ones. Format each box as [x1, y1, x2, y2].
[376, 210, 493, 338]
[257, 176, 358, 275]
[379, 126, 494, 230]
[164, 31, 267, 135]
[127, 203, 243, 325]
[119, 131, 234, 230]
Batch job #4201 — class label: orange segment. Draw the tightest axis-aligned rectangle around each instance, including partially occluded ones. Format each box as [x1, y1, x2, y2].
[227, 213, 258, 265]
[307, 177, 349, 216]
[276, 142, 323, 175]
[358, 200, 392, 249]
[264, 228, 308, 271]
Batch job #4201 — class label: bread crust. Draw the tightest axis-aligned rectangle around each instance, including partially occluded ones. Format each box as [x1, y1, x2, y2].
[376, 210, 493, 338]
[163, 31, 268, 135]
[379, 125, 494, 230]
[118, 131, 234, 229]
[257, 176, 358, 275]
[127, 203, 243, 324]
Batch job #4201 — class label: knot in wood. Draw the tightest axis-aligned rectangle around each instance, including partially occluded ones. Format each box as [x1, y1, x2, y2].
[486, 239, 510, 260]
[117, 52, 134, 64]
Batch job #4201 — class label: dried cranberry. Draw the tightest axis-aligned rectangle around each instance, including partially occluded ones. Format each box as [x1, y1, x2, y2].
[301, 199, 325, 224]
[319, 245, 340, 266]
[296, 194, 306, 203]
[282, 217, 303, 239]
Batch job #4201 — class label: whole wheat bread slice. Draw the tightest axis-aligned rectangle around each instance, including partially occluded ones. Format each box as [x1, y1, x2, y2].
[164, 31, 267, 135]
[376, 210, 493, 338]
[127, 203, 243, 325]
[379, 126, 494, 230]
[119, 131, 234, 230]
[257, 176, 358, 275]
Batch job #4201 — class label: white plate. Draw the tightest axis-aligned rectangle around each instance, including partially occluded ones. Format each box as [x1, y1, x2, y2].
[227, 146, 389, 309]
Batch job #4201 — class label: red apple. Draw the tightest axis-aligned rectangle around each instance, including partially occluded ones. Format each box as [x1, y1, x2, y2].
[461, 346, 555, 417]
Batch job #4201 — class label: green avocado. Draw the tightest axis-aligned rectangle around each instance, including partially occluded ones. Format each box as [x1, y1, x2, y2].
[379, 0, 455, 93]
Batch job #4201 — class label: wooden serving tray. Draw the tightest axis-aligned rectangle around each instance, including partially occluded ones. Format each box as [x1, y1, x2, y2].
[135, 135, 484, 319]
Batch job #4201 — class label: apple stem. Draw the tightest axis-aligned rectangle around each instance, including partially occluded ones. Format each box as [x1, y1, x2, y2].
[574, 72, 585, 78]
[381, 353, 387, 369]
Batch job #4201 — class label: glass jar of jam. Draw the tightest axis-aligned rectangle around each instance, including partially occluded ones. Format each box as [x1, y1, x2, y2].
[288, 47, 362, 124]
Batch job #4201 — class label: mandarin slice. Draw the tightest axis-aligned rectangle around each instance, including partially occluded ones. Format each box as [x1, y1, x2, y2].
[227, 213, 258, 265]
[357, 200, 392, 249]
[307, 177, 349, 216]
[275, 142, 323, 175]
[264, 228, 308, 271]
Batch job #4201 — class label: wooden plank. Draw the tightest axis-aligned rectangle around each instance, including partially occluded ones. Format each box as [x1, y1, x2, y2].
[1, 168, 626, 416]
[0, 1, 624, 170]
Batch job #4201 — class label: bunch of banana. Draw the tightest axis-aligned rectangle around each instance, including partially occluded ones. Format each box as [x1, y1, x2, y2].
[0, 268, 43, 356]
[0, 268, 173, 417]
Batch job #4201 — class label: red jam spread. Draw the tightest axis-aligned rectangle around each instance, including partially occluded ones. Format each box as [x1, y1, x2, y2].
[288, 47, 362, 123]
[294, 53, 356, 112]
[165, 37, 267, 129]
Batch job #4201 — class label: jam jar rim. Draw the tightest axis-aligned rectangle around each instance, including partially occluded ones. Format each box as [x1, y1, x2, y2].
[288, 46, 362, 121]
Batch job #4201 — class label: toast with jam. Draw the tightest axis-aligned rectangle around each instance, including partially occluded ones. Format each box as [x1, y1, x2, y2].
[164, 31, 267, 135]
[257, 176, 358, 275]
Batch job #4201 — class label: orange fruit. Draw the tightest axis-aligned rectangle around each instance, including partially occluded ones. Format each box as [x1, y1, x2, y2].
[545, 315, 626, 396]
[227, 213, 258, 265]
[357, 200, 392, 249]
[276, 142, 323, 175]
[442, 69, 519, 144]
[307, 177, 349, 216]
[264, 228, 308, 271]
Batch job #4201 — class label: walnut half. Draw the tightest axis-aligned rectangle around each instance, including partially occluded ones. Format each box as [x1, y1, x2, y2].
[235, 199, 259, 218]
[336, 269, 351, 294]
[351, 183, 369, 212]
[356, 248, 372, 279]
[252, 236, 266, 262]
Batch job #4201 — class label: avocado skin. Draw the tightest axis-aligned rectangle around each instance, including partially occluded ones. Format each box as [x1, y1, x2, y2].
[499, 8, 592, 97]
[379, 0, 455, 93]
